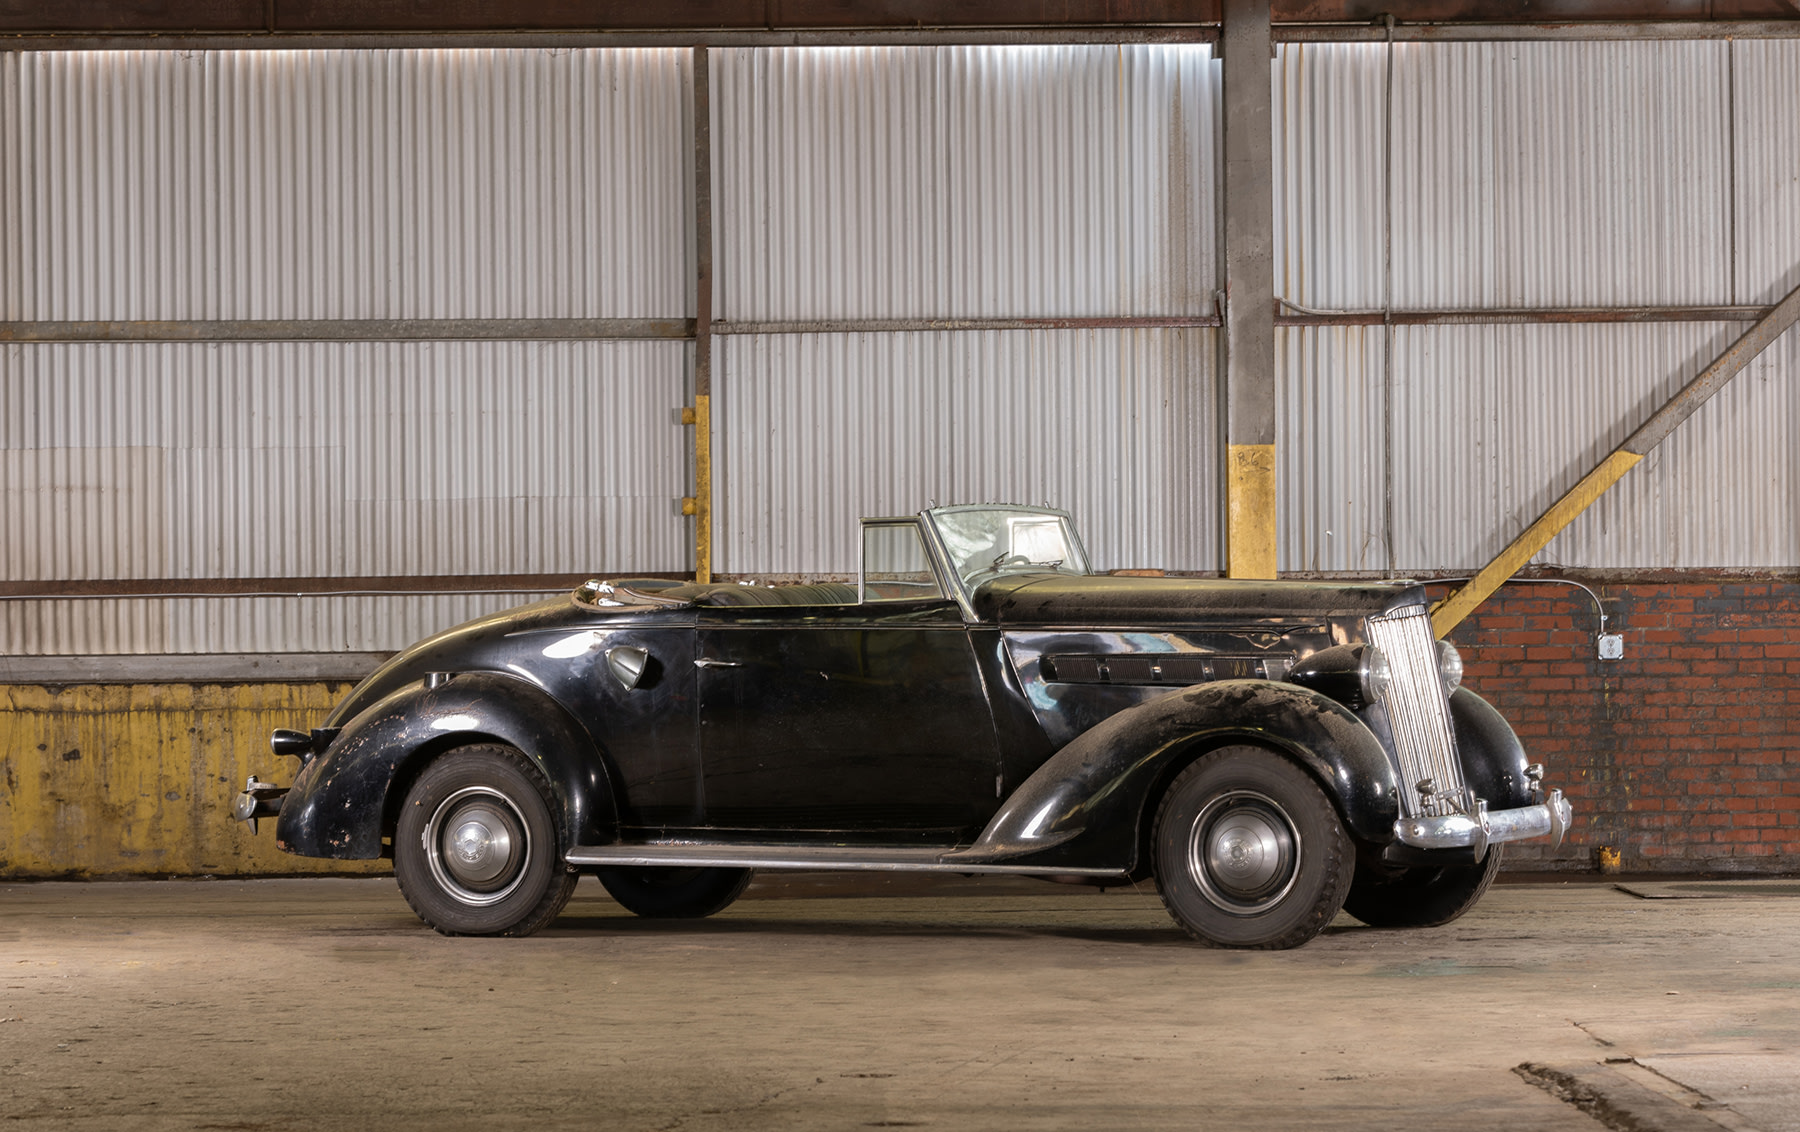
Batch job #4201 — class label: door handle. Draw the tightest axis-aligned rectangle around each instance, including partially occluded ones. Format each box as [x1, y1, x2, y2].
[694, 658, 743, 668]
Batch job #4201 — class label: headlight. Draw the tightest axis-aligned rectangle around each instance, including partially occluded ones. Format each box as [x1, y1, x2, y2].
[1359, 645, 1391, 705]
[1437, 639, 1464, 692]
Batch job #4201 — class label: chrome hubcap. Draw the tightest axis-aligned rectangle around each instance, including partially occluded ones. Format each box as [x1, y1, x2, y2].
[1188, 790, 1301, 915]
[423, 786, 530, 906]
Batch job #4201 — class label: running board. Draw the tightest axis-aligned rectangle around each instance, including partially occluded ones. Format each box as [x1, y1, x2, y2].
[563, 842, 1121, 877]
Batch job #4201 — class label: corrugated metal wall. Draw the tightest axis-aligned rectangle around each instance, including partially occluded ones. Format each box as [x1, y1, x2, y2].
[711, 44, 1222, 574]
[717, 329, 1217, 573]
[713, 45, 1219, 320]
[3, 48, 692, 320]
[1, 49, 696, 655]
[1274, 40, 1800, 572]
[5, 39, 1797, 660]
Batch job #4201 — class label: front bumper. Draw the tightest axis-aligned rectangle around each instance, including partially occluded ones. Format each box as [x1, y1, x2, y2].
[232, 775, 289, 834]
[1392, 789, 1572, 861]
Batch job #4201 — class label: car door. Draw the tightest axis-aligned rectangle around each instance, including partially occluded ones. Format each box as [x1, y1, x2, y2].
[695, 524, 1001, 841]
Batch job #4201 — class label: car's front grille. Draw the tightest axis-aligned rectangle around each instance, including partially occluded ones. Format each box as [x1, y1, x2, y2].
[1364, 605, 1466, 819]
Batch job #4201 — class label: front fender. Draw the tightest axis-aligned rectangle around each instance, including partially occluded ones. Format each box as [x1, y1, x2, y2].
[274, 671, 617, 860]
[1450, 686, 1535, 810]
[952, 680, 1399, 874]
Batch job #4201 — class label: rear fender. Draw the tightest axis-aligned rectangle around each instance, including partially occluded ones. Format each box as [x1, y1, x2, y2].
[274, 671, 617, 860]
[962, 680, 1399, 873]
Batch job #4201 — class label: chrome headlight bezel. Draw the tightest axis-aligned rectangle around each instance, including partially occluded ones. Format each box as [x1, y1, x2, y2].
[1436, 639, 1464, 693]
[1358, 644, 1392, 705]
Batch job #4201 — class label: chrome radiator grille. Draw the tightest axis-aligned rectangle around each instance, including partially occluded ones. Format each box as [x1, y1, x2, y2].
[1364, 605, 1466, 818]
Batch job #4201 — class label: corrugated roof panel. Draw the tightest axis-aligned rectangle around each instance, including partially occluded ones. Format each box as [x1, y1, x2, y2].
[714, 329, 1218, 575]
[1, 340, 692, 582]
[4, 48, 691, 321]
[1392, 41, 1731, 309]
[1273, 44, 1386, 311]
[713, 45, 1219, 321]
[1391, 323, 1797, 571]
[1277, 326, 1388, 573]
[1733, 41, 1800, 306]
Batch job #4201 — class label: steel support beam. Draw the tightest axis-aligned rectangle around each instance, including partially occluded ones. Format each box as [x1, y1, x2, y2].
[1431, 278, 1800, 637]
[1222, 0, 1278, 580]
[691, 45, 716, 585]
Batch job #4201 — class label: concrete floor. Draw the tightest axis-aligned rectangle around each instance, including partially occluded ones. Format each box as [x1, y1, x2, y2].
[2, 872, 1798, 1131]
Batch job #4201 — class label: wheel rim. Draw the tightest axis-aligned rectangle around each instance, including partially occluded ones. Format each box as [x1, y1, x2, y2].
[1187, 789, 1302, 915]
[422, 785, 532, 907]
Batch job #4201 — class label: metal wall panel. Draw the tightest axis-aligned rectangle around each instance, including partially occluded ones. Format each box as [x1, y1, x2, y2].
[1276, 326, 1387, 573]
[1392, 42, 1731, 309]
[1272, 44, 1385, 311]
[1391, 323, 1798, 570]
[1, 340, 691, 584]
[715, 329, 1218, 574]
[1, 593, 556, 655]
[1275, 41, 1735, 311]
[1734, 41, 1800, 306]
[2, 48, 691, 321]
[713, 45, 1219, 321]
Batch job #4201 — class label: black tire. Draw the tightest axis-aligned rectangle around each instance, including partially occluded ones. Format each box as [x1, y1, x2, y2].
[596, 866, 754, 918]
[393, 744, 578, 937]
[1344, 843, 1504, 929]
[1152, 746, 1354, 950]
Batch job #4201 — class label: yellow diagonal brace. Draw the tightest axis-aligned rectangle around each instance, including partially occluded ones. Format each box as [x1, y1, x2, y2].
[1430, 450, 1642, 638]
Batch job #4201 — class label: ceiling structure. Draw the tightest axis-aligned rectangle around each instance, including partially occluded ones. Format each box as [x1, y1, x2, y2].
[2, 0, 1796, 41]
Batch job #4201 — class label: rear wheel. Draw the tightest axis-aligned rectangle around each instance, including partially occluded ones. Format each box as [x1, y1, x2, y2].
[393, 744, 577, 937]
[596, 866, 754, 918]
[1344, 844, 1504, 929]
[1153, 746, 1353, 949]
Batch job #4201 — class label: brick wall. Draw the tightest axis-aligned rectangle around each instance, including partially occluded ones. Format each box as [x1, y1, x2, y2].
[1444, 577, 1800, 873]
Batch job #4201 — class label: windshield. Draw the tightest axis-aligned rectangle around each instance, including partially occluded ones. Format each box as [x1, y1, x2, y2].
[924, 505, 1091, 592]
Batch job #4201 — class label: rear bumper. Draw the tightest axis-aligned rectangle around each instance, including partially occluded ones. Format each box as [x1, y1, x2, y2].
[1393, 789, 1572, 860]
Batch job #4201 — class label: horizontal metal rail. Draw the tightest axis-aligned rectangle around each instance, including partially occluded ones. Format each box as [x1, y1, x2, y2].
[0, 574, 682, 599]
[714, 316, 1223, 334]
[0, 27, 1222, 52]
[0, 319, 693, 343]
[1276, 305, 1775, 326]
[1278, 20, 1800, 41]
[0, 653, 391, 683]
[4, 307, 1776, 344]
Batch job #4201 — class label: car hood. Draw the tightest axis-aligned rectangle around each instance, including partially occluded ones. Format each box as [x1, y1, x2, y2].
[970, 573, 1426, 625]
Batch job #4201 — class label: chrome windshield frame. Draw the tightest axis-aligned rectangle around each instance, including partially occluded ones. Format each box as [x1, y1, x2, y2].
[918, 504, 1092, 622]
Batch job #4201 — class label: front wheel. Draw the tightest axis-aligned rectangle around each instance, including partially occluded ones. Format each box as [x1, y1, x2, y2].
[596, 866, 754, 918]
[1344, 844, 1504, 929]
[393, 744, 577, 937]
[1152, 746, 1354, 949]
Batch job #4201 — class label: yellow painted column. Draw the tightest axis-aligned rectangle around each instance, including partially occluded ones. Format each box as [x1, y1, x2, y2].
[1226, 444, 1277, 579]
[694, 393, 712, 584]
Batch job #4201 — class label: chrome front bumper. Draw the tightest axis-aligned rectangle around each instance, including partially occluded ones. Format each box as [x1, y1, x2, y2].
[1393, 789, 1572, 860]
[232, 775, 289, 834]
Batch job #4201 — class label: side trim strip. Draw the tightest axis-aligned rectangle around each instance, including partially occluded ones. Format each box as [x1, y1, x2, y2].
[563, 842, 1121, 876]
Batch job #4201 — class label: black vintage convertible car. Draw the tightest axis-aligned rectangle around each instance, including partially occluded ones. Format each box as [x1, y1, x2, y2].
[236, 504, 1571, 948]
